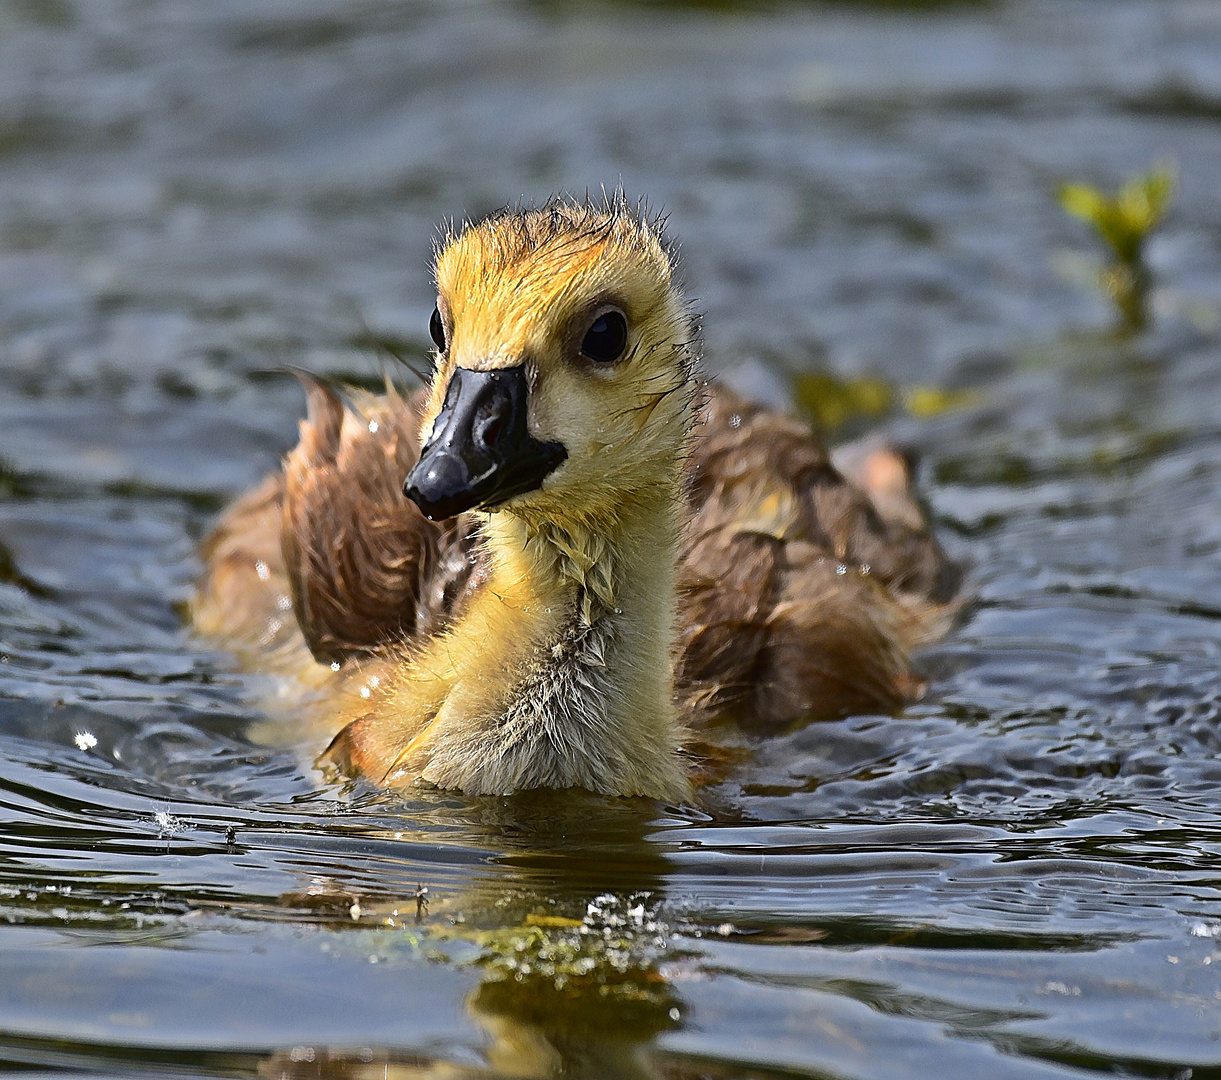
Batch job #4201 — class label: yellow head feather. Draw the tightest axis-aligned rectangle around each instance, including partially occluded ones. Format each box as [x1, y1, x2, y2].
[424, 198, 699, 534]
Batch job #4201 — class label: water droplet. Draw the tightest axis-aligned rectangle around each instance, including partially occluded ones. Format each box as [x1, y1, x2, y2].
[367, 419, 379, 434]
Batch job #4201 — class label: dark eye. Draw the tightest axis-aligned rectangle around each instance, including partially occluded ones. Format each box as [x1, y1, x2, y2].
[580, 310, 628, 363]
[429, 306, 446, 351]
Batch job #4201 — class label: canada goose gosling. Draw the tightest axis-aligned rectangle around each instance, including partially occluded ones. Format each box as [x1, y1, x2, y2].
[325, 207, 696, 801]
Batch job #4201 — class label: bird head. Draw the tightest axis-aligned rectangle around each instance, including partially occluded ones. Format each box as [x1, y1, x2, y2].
[404, 200, 698, 530]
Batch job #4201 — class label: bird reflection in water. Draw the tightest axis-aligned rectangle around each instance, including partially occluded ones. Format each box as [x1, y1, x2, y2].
[260, 791, 690, 1080]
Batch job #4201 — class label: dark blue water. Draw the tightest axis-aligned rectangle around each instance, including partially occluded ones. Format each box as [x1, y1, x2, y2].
[2, 1, 1221, 1076]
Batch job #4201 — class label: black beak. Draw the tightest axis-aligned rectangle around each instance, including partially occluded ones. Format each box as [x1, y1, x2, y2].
[403, 364, 567, 521]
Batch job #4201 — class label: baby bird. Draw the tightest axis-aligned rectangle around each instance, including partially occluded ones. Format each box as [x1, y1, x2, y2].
[193, 198, 960, 801]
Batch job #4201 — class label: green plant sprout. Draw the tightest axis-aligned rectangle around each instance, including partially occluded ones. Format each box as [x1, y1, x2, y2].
[1057, 163, 1176, 334]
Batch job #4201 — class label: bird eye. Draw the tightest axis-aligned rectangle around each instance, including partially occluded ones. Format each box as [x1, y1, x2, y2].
[429, 306, 446, 351]
[580, 310, 628, 364]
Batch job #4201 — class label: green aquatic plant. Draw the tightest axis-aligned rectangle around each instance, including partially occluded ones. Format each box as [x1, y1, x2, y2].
[1057, 164, 1176, 334]
[793, 370, 978, 437]
[793, 371, 893, 434]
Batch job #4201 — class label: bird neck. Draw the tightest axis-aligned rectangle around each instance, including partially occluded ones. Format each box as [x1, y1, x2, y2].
[446, 481, 688, 800]
[486, 479, 682, 688]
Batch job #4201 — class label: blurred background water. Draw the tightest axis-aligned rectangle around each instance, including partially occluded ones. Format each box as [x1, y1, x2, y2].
[2, 1, 1221, 1077]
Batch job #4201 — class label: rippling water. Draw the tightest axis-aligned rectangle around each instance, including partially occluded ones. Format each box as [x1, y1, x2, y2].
[2, 1, 1221, 1076]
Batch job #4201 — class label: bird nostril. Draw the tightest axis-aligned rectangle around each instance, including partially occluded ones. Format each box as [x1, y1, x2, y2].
[477, 414, 503, 452]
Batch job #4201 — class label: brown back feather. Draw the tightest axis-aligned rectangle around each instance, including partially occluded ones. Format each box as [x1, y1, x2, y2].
[192, 472, 303, 661]
[675, 387, 961, 729]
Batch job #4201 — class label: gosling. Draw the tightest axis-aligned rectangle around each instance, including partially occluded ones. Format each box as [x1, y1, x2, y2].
[193, 198, 960, 801]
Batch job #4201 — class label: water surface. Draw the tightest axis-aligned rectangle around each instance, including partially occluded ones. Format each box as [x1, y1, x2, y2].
[2, 1, 1221, 1076]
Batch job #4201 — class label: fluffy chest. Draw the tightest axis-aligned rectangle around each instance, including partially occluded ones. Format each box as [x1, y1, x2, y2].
[421, 612, 629, 794]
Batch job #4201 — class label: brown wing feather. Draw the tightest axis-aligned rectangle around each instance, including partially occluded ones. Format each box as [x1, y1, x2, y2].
[194, 379, 483, 671]
[279, 378, 482, 664]
[675, 386, 961, 729]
